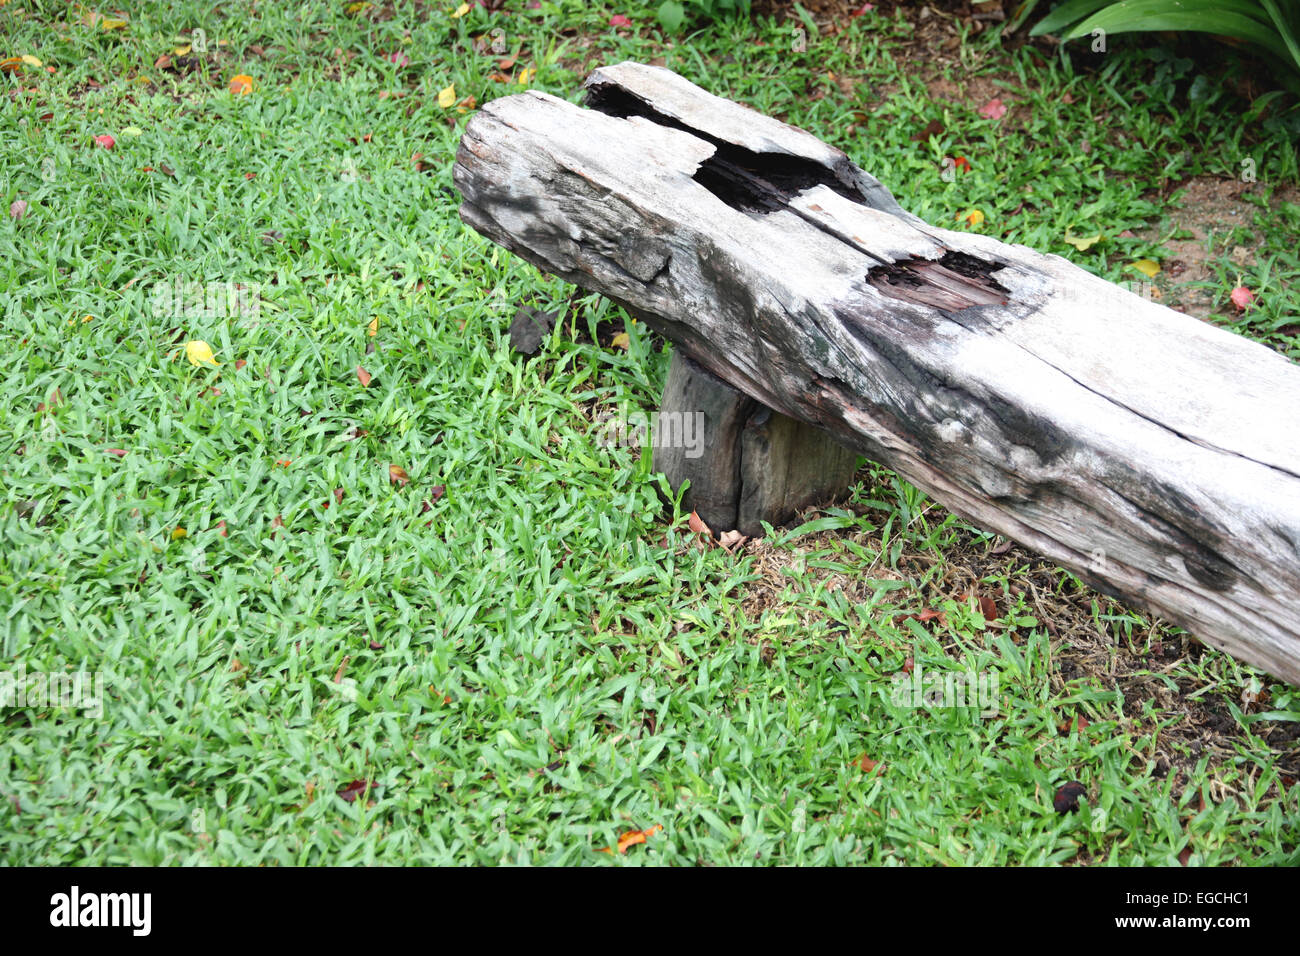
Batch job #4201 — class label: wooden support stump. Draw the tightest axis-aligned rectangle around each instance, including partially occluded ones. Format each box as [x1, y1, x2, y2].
[453, 61, 1300, 685]
[653, 351, 858, 536]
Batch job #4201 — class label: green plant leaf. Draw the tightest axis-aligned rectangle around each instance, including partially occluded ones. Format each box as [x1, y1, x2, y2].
[1029, 0, 1114, 36]
[1063, 1, 1293, 63]
[658, 0, 685, 31]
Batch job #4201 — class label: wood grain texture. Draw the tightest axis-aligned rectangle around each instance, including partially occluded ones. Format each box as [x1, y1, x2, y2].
[454, 62, 1300, 685]
[653, 351, 859, 536]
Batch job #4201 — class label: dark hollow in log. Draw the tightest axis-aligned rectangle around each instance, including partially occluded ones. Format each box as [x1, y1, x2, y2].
[453, 62, 1300, 686]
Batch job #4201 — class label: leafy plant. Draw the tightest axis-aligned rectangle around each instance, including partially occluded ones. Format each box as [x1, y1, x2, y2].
[1028, 0, 1300, 89]
[657, 0, 751, 32]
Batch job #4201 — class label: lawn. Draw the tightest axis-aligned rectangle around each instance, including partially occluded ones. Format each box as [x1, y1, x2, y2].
[1, 0, 1297, 865]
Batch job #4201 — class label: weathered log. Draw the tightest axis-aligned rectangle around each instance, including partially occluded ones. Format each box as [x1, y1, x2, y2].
[653, 351, 859, 535]
[454, 62, 1300, 685]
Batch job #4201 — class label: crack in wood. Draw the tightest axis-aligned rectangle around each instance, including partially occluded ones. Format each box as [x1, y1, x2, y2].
[585, 84, 870, 211]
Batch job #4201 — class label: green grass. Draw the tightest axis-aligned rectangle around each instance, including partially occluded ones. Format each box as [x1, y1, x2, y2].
[1, 0, 1297, 864]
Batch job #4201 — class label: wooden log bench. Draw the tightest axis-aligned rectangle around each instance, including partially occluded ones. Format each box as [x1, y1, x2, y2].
[453, 61, 1300, 686]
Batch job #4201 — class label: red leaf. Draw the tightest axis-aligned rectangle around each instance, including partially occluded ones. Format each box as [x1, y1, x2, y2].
[356, 365, 372, 387]
[389, 464, 410, 486]
[609, 14, 632, 27]
[105, 448, 128, 457]
[1229, 286, 1255, 311]
[953, 155, 971, 173]
[978, 98, 1007, 120]
[336, 779, 375, 803]
[215, 520, 228, 537]
[94, 134, 115, 149]
[687, 510, 712, 536]
[1053, 781, 1086, 813]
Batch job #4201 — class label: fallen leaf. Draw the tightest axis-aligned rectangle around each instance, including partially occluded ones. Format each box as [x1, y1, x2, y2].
[1178, 844, 1193, 866]
[387, 50, 410, 67]
[229, 74, 254, 95]
[1131, 259, 1160, 278]
[904, 608, 947, 627]
[367, 316, 378, 337]
[1057, 715, 1091, 734]
[105, 448, 128, 457]
[215, 520, 228, 537]
[184, 340, 220, 367]
[1063, 231, 1103, 251]
[610, 331, 630, 350]
[687, 510, 712, 537]
[952, 155, 971, 172]
[356, 365, 372, 387]
[851, 754, 880, 773]
[1229, 285, 1255, 310]
[345, 1, 369, 13]
[910, 119, 944, 142]
[82, 10, 129, 29]
[171, 527, 188, 541]
[598, 823, 662, 854]
[93, 133, 115, 149]
[174, 44, 191, 56]
[850, 3, 875, 16]
[9, 199, 28, 220]
[450, 2, 470, 17]
[20, 54, 41, 67]
[437, 83, 456, 108]
[1053, 781, 1086, 814]
[978, 97, 1007, 120]
[516, 67, 535, 86]
[0, 57, 23, 74]
[336, 779, 375, 803]
[420, 484, 446, 513]
[234, 359, 247, 370]
[610, 14, 632, 27]
[718, 529, 747, 552]
[389, 464, 410, 486]
[960, 208, 984, 227]
[122, 126, 142, 137]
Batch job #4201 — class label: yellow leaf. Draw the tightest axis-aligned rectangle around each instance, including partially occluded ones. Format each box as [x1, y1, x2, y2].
[610, 332, 630, 350]
[122, 126, 143, 136]
[184, 340, 221, 367]
[450, 2, 470, 17]
[959, 209, 985, 227]
[229, 74, 254, 95]
[82, 314, 94, 323]
[171, 526, 187, 540]
[437, 84, 456, 108]
[20, 54, 42, 67]
[1131, 259, 1160, 278]
[345, 1, 369, 13]
[1063, 232, 1102, 251]
[517, 67, 535, 86]
[174, 44, 191, 56]
[367, 316, 379, 337]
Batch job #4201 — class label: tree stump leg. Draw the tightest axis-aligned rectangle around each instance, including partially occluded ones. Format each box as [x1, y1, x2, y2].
[653, 351, 859, 536]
